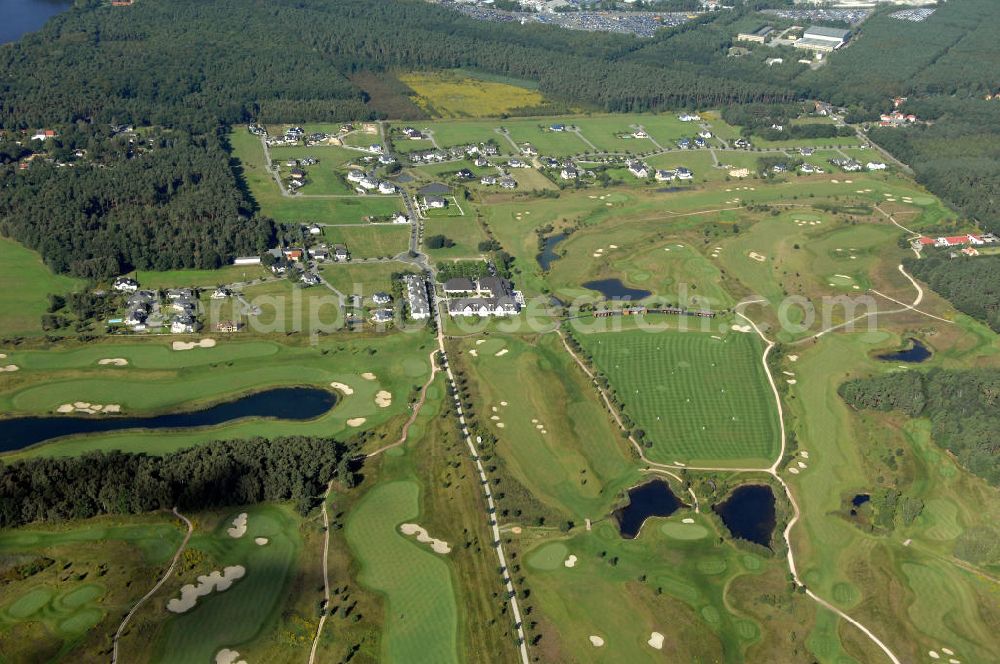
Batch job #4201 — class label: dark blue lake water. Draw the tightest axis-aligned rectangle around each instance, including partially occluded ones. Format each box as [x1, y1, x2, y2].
[615, 479, 684, 539]
[536, 233, 566, 271]
[713, 484, 776, 548]
[583, 278, 652, 301]
[0, 387, 336, 452]
[878, 338, 931, 363]
[1, 0, 71, 44]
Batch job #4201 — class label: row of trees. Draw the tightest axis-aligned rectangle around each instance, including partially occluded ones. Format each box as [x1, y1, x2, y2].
[0, 436, 360, 528]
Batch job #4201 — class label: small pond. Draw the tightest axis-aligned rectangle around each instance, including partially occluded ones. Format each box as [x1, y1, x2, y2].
[877, 338, 931, 363]
[583, 278, 652, 301]
[851, 493, 870, 507]
[0, 387, 336, 453]
[712, 484, 776, 548]
[536, 233, 566, 271]
[614, 479, 685, 539]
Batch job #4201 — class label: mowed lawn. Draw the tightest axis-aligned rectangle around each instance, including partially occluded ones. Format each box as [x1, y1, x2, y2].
[577, 328, 779, 466]
[345, 480, 458, 664]
[322, 225, 410, 258]
[0, 237, 84, 337]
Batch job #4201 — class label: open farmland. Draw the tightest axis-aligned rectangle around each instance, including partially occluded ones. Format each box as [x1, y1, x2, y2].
[576, 328, 779, 466]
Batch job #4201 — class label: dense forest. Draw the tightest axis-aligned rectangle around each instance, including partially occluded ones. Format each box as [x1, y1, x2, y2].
[903, 254, 1000, 333]
[0, 436, 359, 528]
[840, 369, 1000, 486]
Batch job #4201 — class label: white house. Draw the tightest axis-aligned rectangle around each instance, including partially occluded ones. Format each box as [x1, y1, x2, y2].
[113, 277, 139, 293]
[675, 167, 693, 180]
[678, 113, 701, 122]
[866, 162, 887, 171]
[378, 181, 397, 194]
[424, 196, 447, 209]
[628, 161, 649, 178]
[347, 170, 365, 183]
[392, 213, 410, 224]
[655, 169, 675, 182]
[560, 167, 578, 180]
[359, 176, 379, 190]
[234, 256, 261, 266]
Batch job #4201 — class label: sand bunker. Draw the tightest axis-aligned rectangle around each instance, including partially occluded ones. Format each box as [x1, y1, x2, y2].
[475, 339, 486, 345]
[98, 358, 129, 366]
[563, 554, 578, 568]
[399, 523, 451, 554]
[172, 338, 217, 351]
[589, 635, 605, 647]
[500, 401, 508, 406]
[215, 649, 247, 664]
[361, 372, 377, 380]
[731, 324, 752, 333]
[227, 513, 248, 538]
[496, 422, 505, 428]
[330, 382, 354, 395]
[469, 349, 478, 357]
[748, 252, 766, 262]
[788, 467, 800, 475]
[511, 526, 522, 535]
[57, 402, 121, 414]
[375, 390, 392, 408]
[255, 537, 269, 546]
[788, 354, 798, 362]
[347, 417, 367, 427]
[0, 364, 19, 372]
[648, 632, 664, 650]
[495, 349, 508, 357]
[787, 379, 797, 385]
[166, 565, 246, 613]
[682, 518, 695, 524]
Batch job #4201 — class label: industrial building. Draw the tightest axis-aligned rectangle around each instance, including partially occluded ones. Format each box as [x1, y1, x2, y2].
[737, 25, 773, 43]
[794, 25, 851, 53]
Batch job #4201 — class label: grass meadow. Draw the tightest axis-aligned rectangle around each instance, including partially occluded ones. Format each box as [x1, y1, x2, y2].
[321, 224, 411, 258]
[398, 71, 551, 119]
[0, 237, 83, 337]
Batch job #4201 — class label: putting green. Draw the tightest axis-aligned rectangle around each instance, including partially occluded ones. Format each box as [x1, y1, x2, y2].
[528, 542, 569, 570]
[58, 607, 103, 633]
[58, 584, 104, 609]
[660, 522, 708, 540]
[6, 587, 54, 619]
[346, 480, 458, 664]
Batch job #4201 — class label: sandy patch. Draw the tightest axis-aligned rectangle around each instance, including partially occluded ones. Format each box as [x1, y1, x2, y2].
[535, 424, 544, 430]
[929, 652, 939, 660]
[330, 381, 354, 395]
[0, 364, 19, 372]
[469, 349, 478, 357]
[786, 379, 797, 385]
[495, 349, 508, 357]
[511, 526, 522, 535]
[172, 338, 216, 351]
[98, 358, 129, 366]
[563, 554, 578, 568]
[500, 401, 508, 406]
[748, 251, 766, 262]
[475, 339, 486, 345]
[254, 537, 269, 546]
[609, 244, 618, 249]
[831, 178, 839, 183]
[227, 513, 248, 538]
[496, 422, 505, 428]
[166, 566, 246, 613]
[490, 415, 500, 421]
[375, 390, 392, 408]
[731, 324, 752, 333]
[788, 467, 800, 475]
[797, 461, 807, 469]
[0, 353, 5, 358]
[399, 523, 451, 554]
[682, 518, 695, 524]
[346, 417, 367, 427]
[782, 371, 795, 376]
[788, 354, 798, 362]
[648, 632, 664, 650]
[361, 372, 377, 380]
[800, 451, 809, 459]
[215, 649, 247, 664]
[589, 635, 605, 647]
[57, 401, 121, 414]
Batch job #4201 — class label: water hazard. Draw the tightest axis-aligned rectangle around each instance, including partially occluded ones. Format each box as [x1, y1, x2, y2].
[0, 387, 337, 452]
[713, 484, 776, 548]
[615, 479, 685, 539]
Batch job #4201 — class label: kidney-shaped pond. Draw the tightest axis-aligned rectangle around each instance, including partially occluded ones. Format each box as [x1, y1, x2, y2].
[583, 278, 652, 301]
[614, 479, 685, 539]
[0, 387, 337, 453]
[712, 484, 776, 548]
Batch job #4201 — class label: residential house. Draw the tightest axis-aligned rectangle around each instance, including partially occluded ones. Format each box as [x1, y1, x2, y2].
[424, 196, 447, 209]
[113, 276, 139, 293]
[866, 162, 887, 171]
[347, 170, 365, 183]
[499, 176, 517, 189]
[378, 181, 397, 194]
[372, 309, 394, 323]
[627, 161, 650, 178]
[481, 175, 497, 186]
[403, 274, 431, 320]
[392, 213, 410, 224]
[333, 245, 350, 262]
[675, 167, 693, 180]
[550, 124, 566, 132]
[655, 169, 676, 182]
[359, 176, 379, 190]
[300, 272, 321, 286]
[216, 321, 241, 333]
[211, 287, 232, 300]
[373, 292, 392, 305]
[560, 167, 578, 180]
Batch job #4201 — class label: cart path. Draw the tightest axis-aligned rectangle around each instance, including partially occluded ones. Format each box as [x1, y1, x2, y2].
[111, 508, 193, 664]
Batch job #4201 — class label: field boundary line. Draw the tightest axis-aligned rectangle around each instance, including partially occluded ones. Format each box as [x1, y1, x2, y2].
[308, 480, 335, 664]
[111, 507, 193, 664]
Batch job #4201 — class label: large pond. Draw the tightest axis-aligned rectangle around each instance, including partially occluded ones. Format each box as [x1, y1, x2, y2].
[583, 278, 652, 301]
[536, 233, 566, 271]
[614, 479, 685, 539]
[877, 338, 931, 363]
[713, 484, 776, 548]
[1, 0, 71, 44]
[0, 387, 336, 453]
